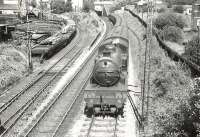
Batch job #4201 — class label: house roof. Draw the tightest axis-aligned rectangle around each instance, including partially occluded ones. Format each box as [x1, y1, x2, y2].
[0, 4, 19, 10]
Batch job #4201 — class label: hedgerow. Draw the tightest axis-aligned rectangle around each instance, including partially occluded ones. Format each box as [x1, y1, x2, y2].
[154, 13, 186, 30]
[51, 0, 73, 14]
[173, 5, 184, 13]
[154, 13, 185, 43]
[161, 25, 183, 43]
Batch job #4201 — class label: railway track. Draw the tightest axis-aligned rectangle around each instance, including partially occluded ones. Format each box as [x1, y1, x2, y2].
[0, 16, 108, 137]
[75, 13, 141, 137]
[30, 13, 142, 137]
[0, 29, 86, 136]
[19, 50, 96, 137]
[0, 27, 81, 98]
[83, 116, 118, 137]
[126, 93, 142, 127]
[17, 18, 109, 137]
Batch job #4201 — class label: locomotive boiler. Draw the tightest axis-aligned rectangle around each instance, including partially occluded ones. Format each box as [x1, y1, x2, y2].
[84, 25, 129, 117]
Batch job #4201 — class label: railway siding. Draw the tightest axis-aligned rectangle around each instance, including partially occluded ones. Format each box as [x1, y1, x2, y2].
[1, 15, 107, 137]
[0, 12, 106, 136]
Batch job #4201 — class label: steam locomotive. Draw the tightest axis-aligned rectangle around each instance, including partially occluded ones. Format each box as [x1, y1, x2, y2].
[84, 25, 129, 117]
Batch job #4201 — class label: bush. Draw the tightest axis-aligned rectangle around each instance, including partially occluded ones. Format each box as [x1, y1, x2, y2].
[146, 37, 193, 136]
[184, 36, 200, 59]
[186, 36, 200, 50]
[157, 8, 166, 13]
[0, 45, 27, 91]
[30, 0, 37, 8]
[154, 13, 186, 30]
[65, 0, 73, 12]
[109, 4, 121, 13]
[51, 0, 72, 14]
[82, 1, 94, 12]
[164, 0, 193, 6]
[173, 5, 184, 13]
[161, 25, 183, 43]
[173, 0, 193, 5]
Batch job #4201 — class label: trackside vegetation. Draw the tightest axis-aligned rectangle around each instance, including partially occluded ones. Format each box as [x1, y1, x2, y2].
[154, 13, 186, 43]
[143, 9, 200, 137]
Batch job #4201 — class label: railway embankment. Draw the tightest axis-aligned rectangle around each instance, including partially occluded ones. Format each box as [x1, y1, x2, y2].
[125, 8, 198, 136]
[0, 12, 103, 94]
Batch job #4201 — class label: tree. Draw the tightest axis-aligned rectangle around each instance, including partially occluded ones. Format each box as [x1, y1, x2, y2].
[161, 25, 183, 43]
[154, 13, 186, 30]
[157, 8, 166, 13]
[184, 36, 200, 65]
[164, 0, 193, 6]
[82, 1, 94, 12]
[173, 5, 184, 13]
[51, 1, 66, 14]
[30, 0, 37, 8]
[65, 0, 73, 12]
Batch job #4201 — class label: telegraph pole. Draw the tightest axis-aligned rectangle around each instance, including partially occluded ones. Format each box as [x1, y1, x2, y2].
[141, 0, 153, 136]
[146, 0, 153, 121]
[27, 1, 33, 73]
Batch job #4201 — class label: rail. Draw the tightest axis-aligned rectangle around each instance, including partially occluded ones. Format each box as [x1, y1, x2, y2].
[86, 116, 95, 137]
[22, 51, 94, 137]
[86, 116, 118, 137]
[125, 12, 143, 127]
[127, 93, 143, 127]
[22, 17, 109, 137]
[1, 14, 108, 137]
[0, 29, 83, 136]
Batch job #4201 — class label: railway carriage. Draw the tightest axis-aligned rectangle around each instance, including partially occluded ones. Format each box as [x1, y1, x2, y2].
[32, 24, 76, 60]
[84, 25, 129, 117]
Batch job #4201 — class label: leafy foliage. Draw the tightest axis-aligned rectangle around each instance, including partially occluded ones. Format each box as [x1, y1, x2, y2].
[184, 36, 200, 65]
[157, 8, 166, 13]
[109, 4, 121, 13]
[154, 13, 186, 30]
[185, 36, 200, 52]
[51, 0, 72, 14]
[147, 37, 193, 136]
[164, 0, 193, 5]
[0, 44, 28, 91]
[30, 0, 37, 8]
[173, 5, 184, 13]
[109, 0, 131, 13]
[161, 25, 183, 43]
[82, 0, 94, 12]
[65, 0, 73, 12]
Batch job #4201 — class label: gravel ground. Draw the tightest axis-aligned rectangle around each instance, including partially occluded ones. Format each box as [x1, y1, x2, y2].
[64, 100, 138, 137]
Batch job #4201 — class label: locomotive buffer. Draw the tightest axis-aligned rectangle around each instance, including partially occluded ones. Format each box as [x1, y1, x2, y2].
[84, 73, 127, 117]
